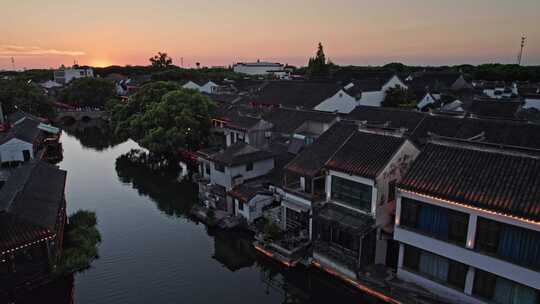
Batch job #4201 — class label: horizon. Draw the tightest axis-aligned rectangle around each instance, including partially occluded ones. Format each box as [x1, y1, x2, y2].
[1, 0, 539, 69]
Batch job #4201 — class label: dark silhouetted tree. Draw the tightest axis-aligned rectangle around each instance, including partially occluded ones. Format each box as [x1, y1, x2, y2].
[149, 52, 173, 68]
[307, 42, 329, 77]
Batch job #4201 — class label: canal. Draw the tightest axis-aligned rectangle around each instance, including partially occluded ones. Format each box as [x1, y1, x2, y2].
[16, 122, 382, 304]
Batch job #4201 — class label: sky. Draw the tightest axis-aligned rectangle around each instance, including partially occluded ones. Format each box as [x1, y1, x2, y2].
[1, 0, 539, 69]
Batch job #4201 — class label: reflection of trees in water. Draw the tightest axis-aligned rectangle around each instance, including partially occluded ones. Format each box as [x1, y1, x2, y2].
[115, 150, 198, 218]
[0, 275, 75, 304]
[207, 228, 257, 272]
[257, 258, 382, 304]
[62, 119, 124, 151]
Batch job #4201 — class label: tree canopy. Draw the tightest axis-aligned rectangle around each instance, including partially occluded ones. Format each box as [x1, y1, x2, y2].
[307, 42, 330, 77]
[382, 86, 416, 109]
[149, 52, 173, 69]
[109, 81, 216, 153]
[59, 77, 116, 108]
[0, 79, 55, 118]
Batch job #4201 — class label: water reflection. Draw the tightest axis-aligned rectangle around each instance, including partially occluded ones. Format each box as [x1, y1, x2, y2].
[13, 128, 385, 304]
[115, 150, 197, 218]
[1, 275, 75, 304]
[62, 119, 123, 151]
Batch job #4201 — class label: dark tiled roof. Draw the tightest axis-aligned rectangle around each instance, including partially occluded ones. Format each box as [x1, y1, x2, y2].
[331, 70, 395, 84]
[399, 141, 540, 222]
[0, 118, 42, 145]
[285, 122, 357, 177]
[210, 143, 273, 166]
[410, 115, 540, 149]
[326, 131, 406, 179]
[467, 98, 522, 119]
[346, 106, 425, 132]
[345, 77, 393, 94]
[252, 81, 342, 109]
[228, 184, 272, 203]
[408, 72, 463, 90]
[0, 212, 54, 253]
[211, 104, 265, 130]
[0, 160, 67, 230]
[263, 107, 337, 134]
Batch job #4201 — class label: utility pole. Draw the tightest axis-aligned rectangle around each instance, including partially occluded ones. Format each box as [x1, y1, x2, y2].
[517, 35, 526, 66]
[10, 57, 15, 71]
[180, 57, 184, 67]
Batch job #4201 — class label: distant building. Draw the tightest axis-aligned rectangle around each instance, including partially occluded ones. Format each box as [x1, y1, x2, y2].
[233, 61, 284, 76]
[182, 80, 221, 94]
[53, 66, 94, 84]
[395, 139, 540, 304]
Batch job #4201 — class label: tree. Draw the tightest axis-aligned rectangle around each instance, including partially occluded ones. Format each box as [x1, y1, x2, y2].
[0, 79, 55, 118]
[382, 86, 416, 109]
[59, 78, 116, 108]
[307, 42, 329, 77]
[109, 82, 216, 153]
[149, 52, 173, 69]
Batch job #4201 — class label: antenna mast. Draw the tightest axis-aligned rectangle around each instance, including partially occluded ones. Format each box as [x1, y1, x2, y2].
[10, 57, 15, 70]
[517, 35, 526, 66]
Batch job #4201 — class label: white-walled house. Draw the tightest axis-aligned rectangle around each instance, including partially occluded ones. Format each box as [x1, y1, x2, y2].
[198, 143, 274, 191]
[341, 75, 408, 108]
[233, 61, 284, 76]
[53, 66, 93, 84]
[395, 140, 540, 304]
[211, 108, 273, 149]
[313, 89, 358, 113]
[229, 184, 274, 223]
[311, 129, 420, 280]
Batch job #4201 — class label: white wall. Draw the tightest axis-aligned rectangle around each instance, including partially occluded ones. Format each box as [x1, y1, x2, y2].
[233, 64, 284, 75]
[199, 81, 219, 94]
[394, 190, 540, 291]
[182, 81, 201, 91]
[314, 90, 357, 113]
[358, 76, 408, 107]
[0, 138, 34, 163]
[524, 97, 540, 110]
[235, 195, 274, 223]
[209, 158, 274, 190]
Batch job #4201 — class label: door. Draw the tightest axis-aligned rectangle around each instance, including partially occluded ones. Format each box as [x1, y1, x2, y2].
[22, 150, 31, 161]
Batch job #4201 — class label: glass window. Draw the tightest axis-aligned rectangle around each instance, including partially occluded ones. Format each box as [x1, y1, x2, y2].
[331, 176, 372, 212]
[474, 269, 538, 304]
[388, 180, 396, 202]
[476, 217, 540, 270]
[400, 198, 468, 246]
[403, 245, 467, 290]
[246, 163, 253, 171]
[237, 200, 244, 211]
[214, 163, 225, 173]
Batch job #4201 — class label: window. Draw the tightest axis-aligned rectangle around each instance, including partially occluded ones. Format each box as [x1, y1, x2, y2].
[473, 269, 538, 304]
[400, 198, 469, 246]
[476, 217, 540, 270]
[246, 163, 253, 172]
[237, 200, 244, 211]
[205, 164, 210, 175]
[331, 176, 372, 212]
[388, 180, 396, 202]
[403, 245, 467, 290]
[214, 163, 225, 172]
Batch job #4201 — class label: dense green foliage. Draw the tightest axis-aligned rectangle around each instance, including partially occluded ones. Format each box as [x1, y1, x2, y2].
[109, 81, 216, 153]
[59, 77, 116, 108]
[382, 86, 417, 108]
[56, 211, 101, 274]
[149, 52, 173, 68]
[0, 79, 55, 118]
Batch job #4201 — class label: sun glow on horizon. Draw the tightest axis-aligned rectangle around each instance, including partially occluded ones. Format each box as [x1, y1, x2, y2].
[89, 59, 114, 68]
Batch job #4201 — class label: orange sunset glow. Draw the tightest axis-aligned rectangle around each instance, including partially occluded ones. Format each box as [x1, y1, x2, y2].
[1, 0, 539, 69]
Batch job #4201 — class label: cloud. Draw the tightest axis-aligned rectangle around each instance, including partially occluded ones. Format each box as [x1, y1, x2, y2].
[0, 45, 85, 57]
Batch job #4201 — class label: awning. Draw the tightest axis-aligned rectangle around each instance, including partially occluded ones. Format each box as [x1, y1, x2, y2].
[38, 123, 60, 134]
[283, 197, 311, 213]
